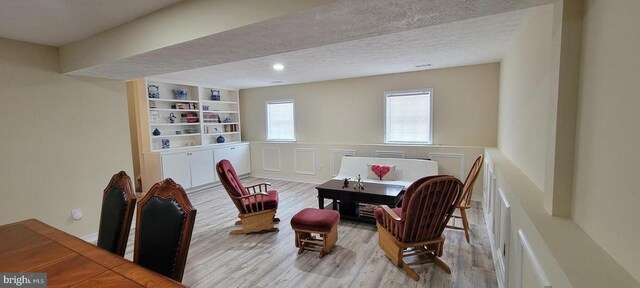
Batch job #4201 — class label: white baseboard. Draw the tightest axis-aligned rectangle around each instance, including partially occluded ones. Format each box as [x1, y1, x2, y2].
[249, 173, 325, 185]
[187, 182, 220, 193]
[82, 232, 98, 244]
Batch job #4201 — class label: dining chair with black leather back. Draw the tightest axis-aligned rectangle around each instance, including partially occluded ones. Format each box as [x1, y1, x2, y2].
[97, 171, 136, 257]
[134, 178, 197, 283]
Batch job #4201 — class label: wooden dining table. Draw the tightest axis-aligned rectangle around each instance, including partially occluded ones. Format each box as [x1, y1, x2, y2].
[0, 219, 185, 287]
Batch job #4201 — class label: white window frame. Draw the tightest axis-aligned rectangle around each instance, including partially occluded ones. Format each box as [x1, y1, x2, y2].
[383, 88, 434, 144]
[265, 99, 296, 142]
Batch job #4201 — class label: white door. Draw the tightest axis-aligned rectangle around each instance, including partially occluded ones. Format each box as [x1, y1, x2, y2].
[231, 144, 250, 175]
[214, 144, 251, 175]
[162, 153, 192, 189]
[190, 149, 216, 187]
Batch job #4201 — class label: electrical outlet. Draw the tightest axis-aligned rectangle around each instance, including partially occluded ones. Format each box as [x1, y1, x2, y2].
[71, 208, 83, 220]
[318, 164, 322, 171]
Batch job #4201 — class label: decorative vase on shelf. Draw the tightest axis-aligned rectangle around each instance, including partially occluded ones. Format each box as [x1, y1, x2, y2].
[148, 85, 159, 98]
[211, 90, 220, 101]
[173, 89, 188, 100]
[152, 128, 161, 136]
[216, 135, 225, 143]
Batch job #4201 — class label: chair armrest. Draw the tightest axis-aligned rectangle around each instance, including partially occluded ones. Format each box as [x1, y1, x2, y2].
[379, 205, 403, 239]
[237, 192, 269, 213]
[245, 182, 271, 194]
[381, 205, 401, 221]
[237, 192, 268, 199]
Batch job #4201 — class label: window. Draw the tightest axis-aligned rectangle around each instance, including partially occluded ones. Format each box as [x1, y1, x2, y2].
[384, 89, 433, 144]
[266, 100, 295, 141]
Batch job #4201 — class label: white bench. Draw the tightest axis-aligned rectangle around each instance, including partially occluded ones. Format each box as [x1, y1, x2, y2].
[333, 156, 438, 188]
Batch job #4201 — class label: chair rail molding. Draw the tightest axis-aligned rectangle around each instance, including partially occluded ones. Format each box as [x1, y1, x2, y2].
[262, 146, 282, 172]
[294, 148, 317, 175]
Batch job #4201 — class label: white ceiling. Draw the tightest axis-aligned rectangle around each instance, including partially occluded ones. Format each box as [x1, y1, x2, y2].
[153, 9, 529, 89]
[0, 0, 553, 89]
[0, 0, 181, 46]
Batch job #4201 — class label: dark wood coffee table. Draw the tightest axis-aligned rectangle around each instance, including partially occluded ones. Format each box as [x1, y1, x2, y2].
[316, 179, 405, 224]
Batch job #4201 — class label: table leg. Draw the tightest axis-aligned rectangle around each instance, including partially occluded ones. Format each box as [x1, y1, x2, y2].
[318, 196, 324, 209]
[332, 200, 338, 210]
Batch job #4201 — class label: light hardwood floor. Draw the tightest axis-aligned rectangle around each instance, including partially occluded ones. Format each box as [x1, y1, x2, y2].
[124, 177, 497, 288]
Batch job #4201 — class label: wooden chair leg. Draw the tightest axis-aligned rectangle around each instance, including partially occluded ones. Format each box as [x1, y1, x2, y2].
[460, 209, 470, 243]
[323, 225, 337, 255]
[377, 223, 403, 266]
[434, 256, 452, 274]
[402, 262, 419, 281]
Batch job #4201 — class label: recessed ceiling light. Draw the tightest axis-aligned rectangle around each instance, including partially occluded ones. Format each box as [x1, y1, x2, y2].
[273, 63, 284, 71]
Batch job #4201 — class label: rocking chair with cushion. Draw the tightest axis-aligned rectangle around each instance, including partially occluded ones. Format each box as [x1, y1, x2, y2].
[374, 175, 463, 281]
[216, 159, 280, 235]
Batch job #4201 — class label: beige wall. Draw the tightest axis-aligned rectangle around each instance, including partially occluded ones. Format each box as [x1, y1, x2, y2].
[241, 63, 499, 146]
[240, 64, 496, 198]
[0, 38, 133, 237]
[493, 1, 640, 286]
[498, 5, 554, 191]
[573, 0, 640, 282]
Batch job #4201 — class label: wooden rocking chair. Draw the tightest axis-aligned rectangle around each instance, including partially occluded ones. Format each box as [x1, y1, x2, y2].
[216, 159, 280, 235]
[375, 175, 463, 281]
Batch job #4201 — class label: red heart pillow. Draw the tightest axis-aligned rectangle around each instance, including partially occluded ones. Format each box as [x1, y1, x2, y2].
[371, 165, 391, 180]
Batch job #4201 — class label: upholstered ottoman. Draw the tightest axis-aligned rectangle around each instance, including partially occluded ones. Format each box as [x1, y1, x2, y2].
[291, 208, 340, 258]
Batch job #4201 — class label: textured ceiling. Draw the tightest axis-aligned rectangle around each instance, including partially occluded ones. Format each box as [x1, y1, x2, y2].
[0, 0, 181, 46]
[152, 9, 529, 89]
[66, 0, 552, 88]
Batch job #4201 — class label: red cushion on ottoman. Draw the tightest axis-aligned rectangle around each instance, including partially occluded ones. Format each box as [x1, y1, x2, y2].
[291, 208, 340, 233]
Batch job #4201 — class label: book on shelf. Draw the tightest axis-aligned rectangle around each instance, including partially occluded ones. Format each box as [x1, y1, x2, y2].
[149, 111, 160, 123]
[358, 203, 379, 218]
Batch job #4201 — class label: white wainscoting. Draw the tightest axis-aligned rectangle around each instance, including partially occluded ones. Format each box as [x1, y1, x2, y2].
[428, 152, 466, 180]
[515, 230, 552, 288]
[294, 148, 317, 175]
[496, 188, 511, 287]
[331, 149, 357, 177]
[262, 146, 282, 171]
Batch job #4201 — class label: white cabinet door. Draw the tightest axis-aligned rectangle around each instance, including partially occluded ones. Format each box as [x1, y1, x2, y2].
[233, 144, 251, 175]
[190, 149, 216, 187]
[161, 153, 192, 189]
[214, 144, 251, 175]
